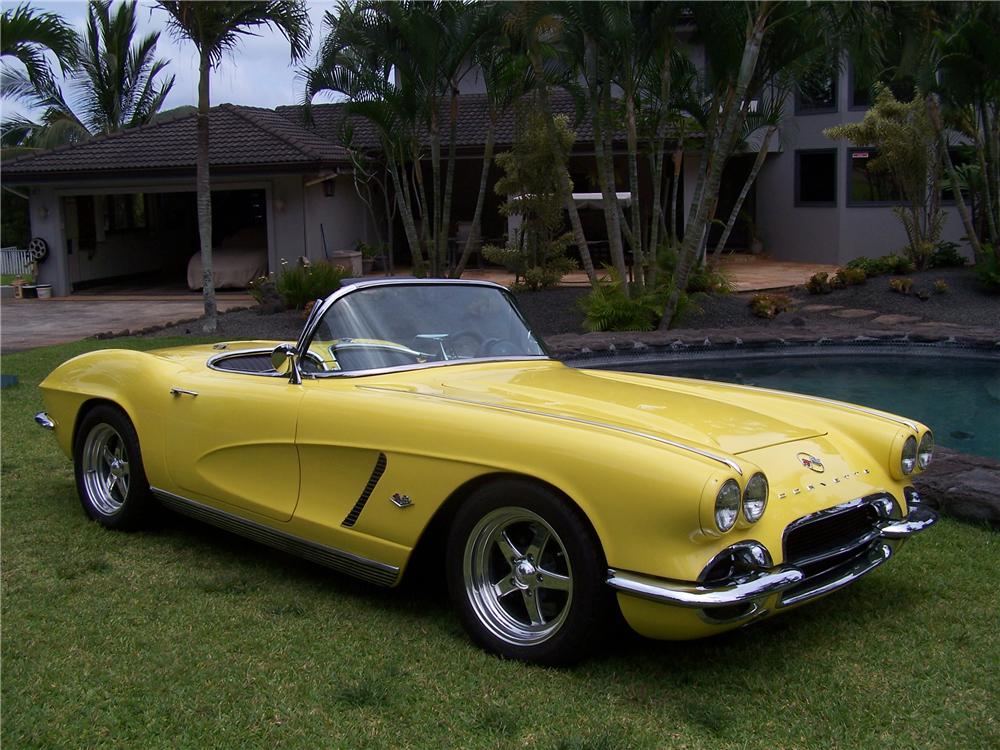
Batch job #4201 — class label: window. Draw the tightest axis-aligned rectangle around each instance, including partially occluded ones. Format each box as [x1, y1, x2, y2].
[106, 193, 147, 231]
[795, 63, 838, 114]
[849, 62, 917, 110]
[847, 149, 903, 204]
[795, 149, 837, 206]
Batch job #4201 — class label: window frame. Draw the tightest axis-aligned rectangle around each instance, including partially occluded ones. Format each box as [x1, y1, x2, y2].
[794, 148, 838, 207]
[794, 67, 839, 116]
[846, 148, 904, 207]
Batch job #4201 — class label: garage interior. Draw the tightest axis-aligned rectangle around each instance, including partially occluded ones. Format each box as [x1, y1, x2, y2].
[63, 188, 268, 294]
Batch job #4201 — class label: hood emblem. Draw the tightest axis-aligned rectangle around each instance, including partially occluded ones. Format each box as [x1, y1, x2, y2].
[797, 453, 825, 473]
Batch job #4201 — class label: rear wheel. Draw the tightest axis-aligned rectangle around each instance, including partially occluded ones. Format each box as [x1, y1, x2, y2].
[446, 479, 609, 665]
[74, 405, 154, 529]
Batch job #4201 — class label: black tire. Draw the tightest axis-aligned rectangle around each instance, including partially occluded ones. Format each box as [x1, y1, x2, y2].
[446, 479, 610, 665]
[73, 404, 155, 530]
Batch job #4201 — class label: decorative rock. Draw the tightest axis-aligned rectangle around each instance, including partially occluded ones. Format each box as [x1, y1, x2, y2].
[800, 304, 843, 313]
[913, 447, 1000, 527]
[871, 314, 922, 325]
[829, 308, 878, 319]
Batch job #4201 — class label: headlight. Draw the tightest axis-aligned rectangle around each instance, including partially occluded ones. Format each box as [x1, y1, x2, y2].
[918, 432, 934, 470]
[742, 473, 768, 523]
[901, 435, 918, 475]
[715, 479, 741, 532]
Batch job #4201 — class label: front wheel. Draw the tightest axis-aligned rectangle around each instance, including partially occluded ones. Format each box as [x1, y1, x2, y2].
[446, 480, 609, 665]
[73, 404, 155, 529]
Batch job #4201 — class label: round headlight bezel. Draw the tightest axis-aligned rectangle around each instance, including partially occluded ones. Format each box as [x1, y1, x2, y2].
[918, 432, 934, 470]
[901, 435, 918, 475]
[742, 472, 768, 523]
[715, 479, 741, 533]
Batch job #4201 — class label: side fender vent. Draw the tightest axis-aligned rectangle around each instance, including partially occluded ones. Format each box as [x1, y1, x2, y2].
[342, 452, 388, 527]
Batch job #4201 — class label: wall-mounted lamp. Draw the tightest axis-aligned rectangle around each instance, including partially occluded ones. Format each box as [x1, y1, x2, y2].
[323, 179, 336, 198]
[275, 198, 286, 213]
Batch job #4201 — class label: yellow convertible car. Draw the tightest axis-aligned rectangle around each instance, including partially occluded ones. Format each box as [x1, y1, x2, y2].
[36, 279, 938, 664]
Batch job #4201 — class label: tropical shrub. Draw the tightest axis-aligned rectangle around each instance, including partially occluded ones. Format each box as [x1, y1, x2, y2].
[835, 267, 867, 286]
[580, 270, 668, 332]
[749, 293, 794, 319]
[975, 244, 1000, 293]
[889, 277, 913, 294]
[274, 260, 347, 310]
[929, 241, 967, 268]
[806, 272, 832, 294]
[933, 279, 950, 294]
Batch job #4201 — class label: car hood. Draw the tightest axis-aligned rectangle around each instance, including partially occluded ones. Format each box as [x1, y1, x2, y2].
[380, 361, 826, 456]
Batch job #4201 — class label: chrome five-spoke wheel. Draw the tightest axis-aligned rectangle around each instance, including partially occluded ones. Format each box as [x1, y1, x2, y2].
[73, 404, 153, 529]
[446, 479, 609, 665]
[81, 423, 131, 515]
[464, 508, 573, 646]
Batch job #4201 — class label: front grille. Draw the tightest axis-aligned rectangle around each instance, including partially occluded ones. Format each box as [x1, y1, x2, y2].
[784, 503, 881, 566]
[779, 497, 891, 606]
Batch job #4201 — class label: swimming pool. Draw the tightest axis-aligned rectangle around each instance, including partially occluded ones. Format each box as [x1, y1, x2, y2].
[598, 351, 1000, 460]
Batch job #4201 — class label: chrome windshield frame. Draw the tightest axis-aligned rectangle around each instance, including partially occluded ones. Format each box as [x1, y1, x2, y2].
[294, 278, 553, 379]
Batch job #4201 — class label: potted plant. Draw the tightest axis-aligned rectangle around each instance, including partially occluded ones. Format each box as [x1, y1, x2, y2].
[358, 241, 379, 274]
[741, 210, 764, 255]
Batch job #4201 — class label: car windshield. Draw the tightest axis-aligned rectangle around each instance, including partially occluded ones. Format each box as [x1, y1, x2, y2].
[302, 283, 548, 374]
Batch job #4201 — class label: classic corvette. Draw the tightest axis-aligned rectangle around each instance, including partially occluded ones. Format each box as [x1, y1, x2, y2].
[36, 278, 938, 664]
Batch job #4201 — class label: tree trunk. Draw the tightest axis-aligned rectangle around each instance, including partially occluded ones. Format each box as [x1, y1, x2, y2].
[659, 7, 769, 329]
[669, 141, 683, 243]
[196, 49, 216, 333]
[927, 94, 982, 261]
[439, 88, 459, 277]
[452, 117, 495, 278]
[624, 95, 644, 289]
[591, 90, 629, 288]
[429, 110, 442, 276]
[388, 150, 425, 270]
[712, 124, 775, 256]
[977, 102, 999, 247]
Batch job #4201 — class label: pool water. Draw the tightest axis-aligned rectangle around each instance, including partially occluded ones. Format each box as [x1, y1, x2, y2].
[611, 354, 1000, 460]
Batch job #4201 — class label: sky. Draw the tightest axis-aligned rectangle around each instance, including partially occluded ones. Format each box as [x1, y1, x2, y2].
[1, 0, 344, 121]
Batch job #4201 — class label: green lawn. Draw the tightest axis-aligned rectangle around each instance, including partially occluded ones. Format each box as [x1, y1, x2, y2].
[2, 338, 998, 749]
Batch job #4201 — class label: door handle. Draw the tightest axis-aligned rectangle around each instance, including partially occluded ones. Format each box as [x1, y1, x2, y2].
[169, 387, 199, 398]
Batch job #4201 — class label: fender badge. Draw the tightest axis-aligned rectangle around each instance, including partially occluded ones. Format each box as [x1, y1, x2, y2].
[797, 453, 825, 473]
[390, 493, 413, 509]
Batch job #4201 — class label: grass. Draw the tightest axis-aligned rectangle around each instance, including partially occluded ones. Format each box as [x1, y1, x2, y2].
[3, 336, 999, 749]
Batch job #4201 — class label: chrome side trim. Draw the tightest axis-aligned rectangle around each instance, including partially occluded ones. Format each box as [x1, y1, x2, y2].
[151, 487, 399, 587]
[361, 387, 744, 475]
[607, 566, 804, 608]
[34, 411, 55, 429]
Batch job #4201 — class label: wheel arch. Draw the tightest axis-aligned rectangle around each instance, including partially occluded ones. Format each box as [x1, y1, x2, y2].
[407, 471, 609, 580]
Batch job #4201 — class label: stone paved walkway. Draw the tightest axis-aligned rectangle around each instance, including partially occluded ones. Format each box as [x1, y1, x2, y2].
[0, 295, 251, 353]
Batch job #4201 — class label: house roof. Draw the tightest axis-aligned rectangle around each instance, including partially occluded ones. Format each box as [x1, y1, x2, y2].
[2, 103, 351, 183]
[275, 90, 596, 152]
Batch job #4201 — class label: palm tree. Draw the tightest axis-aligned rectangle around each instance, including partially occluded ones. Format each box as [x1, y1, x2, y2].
[2, 1, 175, 150]
[156, 1, 311, 332]
[1, 3, 77, 103]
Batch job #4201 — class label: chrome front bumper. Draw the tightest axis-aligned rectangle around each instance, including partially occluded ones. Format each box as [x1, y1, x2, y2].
[606, 504, 938, 611]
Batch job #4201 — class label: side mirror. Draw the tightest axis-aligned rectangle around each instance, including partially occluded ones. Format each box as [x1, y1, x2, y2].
[271, 343, 301, 384]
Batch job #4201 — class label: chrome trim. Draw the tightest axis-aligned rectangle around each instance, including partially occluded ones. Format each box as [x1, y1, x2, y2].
[607, 566, 804, 608]
[780, 542, 893, 607]
[307, 354, 552, 379]
[789, 528, 882, 568]
[294, 278, 553, 378]
[207, 348, 287, 377]
[697, 540, 772, 583]
[782, 493, 897, 550]
[361, 386, 744, 475]
[169, 387, 199, 398]
[34, 411, 55, 429]
[879, 504, 938, 538]
[610, 500, 936, 615]
[151, 487, 399, 587]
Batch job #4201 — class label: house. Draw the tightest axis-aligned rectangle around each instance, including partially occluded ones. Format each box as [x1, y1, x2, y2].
[2, 61, 968, 297]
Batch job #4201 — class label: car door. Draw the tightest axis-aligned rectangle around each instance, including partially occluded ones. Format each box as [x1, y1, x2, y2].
[163, 368, 303, 521]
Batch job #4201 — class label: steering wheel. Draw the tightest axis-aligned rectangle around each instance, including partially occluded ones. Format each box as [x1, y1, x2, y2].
[447, 330, 483, 359]
[480, 338, 519, 357]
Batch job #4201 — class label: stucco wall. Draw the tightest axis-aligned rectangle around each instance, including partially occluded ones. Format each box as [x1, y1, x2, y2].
[756, 59, 967, 265]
